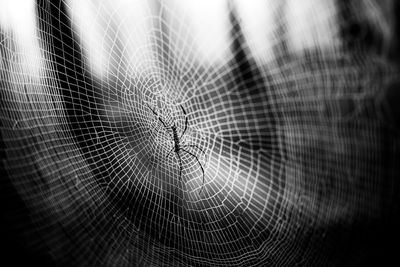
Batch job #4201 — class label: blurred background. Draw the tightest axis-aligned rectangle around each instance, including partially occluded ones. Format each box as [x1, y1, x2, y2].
[1, 0, 399, 266]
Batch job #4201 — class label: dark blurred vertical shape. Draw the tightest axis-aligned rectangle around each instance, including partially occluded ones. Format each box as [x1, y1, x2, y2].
[36, 0, 105, 179]
[228, 2, 278, 153]
[336, 1, 400, 266]
[391, 1, 400, 63]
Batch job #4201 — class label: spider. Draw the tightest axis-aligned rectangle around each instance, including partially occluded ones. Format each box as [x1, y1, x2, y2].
[147, 103, 206, 193]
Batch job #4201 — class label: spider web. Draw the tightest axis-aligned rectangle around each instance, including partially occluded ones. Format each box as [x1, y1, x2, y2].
[1, 0, 400, 266]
